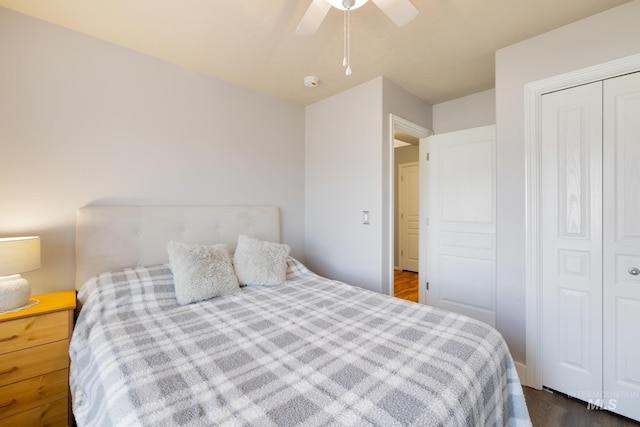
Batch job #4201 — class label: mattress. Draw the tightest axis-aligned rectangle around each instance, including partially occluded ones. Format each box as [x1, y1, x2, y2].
[69, 258, 531, 426]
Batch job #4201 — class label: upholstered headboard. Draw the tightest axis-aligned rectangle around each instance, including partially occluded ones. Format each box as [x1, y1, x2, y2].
[75, 206, 280, 290]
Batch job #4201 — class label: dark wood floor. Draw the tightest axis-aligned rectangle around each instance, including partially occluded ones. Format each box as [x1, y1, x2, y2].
[524, 386, 639, 426]
[394, 269, 418, 302]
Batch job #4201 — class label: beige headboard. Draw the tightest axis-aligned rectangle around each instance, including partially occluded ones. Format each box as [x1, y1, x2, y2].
[75, 206, 280, 290]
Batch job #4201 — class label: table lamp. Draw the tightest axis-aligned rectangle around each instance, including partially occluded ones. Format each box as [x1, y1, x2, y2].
[0, 236, 41, 312]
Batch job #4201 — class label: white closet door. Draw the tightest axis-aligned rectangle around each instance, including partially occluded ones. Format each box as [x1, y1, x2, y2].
[603, 71, 640, 421]
[541, 82, 603, 396]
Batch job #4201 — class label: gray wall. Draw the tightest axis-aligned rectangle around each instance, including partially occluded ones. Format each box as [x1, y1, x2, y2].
[305, 78, 385, 291]
[432, 89, 495, 134]
[0, 7, 305, 294]
[305, 77, 431, 294]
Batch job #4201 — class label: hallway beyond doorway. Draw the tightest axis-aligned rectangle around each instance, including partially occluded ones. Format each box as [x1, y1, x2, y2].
[394, 269, 418, 303]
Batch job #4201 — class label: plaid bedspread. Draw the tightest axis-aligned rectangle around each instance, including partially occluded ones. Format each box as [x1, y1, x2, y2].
[70, 258, 531, 426]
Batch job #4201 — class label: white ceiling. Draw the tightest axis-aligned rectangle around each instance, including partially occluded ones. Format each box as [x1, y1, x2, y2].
[0, 0, 630, 106]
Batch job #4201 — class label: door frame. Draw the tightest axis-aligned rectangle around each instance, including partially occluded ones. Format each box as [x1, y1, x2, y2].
[388, 114, 432, 297]
[524, 53, 640, 389]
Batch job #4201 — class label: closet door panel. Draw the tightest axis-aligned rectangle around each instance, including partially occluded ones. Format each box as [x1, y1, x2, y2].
[541, 82, 603, 396]
[603, 71, 640, 422]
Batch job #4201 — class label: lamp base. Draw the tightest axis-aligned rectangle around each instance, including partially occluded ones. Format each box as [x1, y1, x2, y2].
[0, 274, 31, 312]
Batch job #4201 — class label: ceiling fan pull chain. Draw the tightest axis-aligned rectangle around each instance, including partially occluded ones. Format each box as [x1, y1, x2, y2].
[345, 7, 352, 76]
[343, 8, 347, 67]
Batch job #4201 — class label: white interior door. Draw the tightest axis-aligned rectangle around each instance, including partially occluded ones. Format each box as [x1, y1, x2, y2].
[603, 71, 640, 421]
[425, 125, 496, 327]
[399, 162, 419, 272]
[541, 81, 604, 397]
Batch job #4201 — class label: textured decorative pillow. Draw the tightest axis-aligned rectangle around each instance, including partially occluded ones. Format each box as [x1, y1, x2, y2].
[233, 234, 290, 286]
[167, 241, 239, 305]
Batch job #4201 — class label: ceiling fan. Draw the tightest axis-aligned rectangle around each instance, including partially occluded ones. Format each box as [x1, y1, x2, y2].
[296, 0, 418, 76]
[296, 0, 418, 37]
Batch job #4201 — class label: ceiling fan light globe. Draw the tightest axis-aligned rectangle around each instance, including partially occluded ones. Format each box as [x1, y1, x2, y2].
[327, 0, 368, 11]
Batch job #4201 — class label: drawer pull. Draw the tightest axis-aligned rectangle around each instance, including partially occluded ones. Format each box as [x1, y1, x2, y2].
[0, 399, 16, 409]
[0, 335, 17, 343]
[0, 366, 17, 376]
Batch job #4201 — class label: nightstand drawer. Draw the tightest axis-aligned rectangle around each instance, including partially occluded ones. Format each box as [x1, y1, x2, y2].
[0, 340, 69, 387]
[0, 311, 69, 354]
[0, 396, 68, 427]
[0, 369, 68, 420]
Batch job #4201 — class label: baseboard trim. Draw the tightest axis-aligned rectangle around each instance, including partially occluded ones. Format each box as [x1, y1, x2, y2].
[515, 362, 527, 386]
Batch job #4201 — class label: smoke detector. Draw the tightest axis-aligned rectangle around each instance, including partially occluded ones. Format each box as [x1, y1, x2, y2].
[304, 76, 319, 88]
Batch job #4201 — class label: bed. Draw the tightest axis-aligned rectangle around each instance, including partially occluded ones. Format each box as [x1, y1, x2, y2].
[69, 206, 531, 426]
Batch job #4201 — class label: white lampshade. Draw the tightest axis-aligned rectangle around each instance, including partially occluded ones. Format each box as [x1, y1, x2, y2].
[327, 0, 368, 10]
[0, 236, 41, 312]
[0, 236, 41, 275]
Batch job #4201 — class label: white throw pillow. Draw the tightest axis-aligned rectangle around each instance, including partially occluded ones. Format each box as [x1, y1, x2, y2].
[233, 234, 290, 286]
[167, 241, 239, 305]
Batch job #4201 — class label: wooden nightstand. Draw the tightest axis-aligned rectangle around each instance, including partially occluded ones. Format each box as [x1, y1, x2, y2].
[0, 290, 76, 426]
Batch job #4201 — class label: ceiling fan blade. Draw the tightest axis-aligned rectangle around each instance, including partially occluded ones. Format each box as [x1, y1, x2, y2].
[295, 0, 332, 36]
[371, 0, 418, 27]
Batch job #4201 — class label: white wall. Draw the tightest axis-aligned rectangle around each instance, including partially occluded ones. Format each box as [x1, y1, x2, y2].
[432, 89, 495, 134]
[0, 7, 306, 295]
[305, 77, 430, 293]
[305, 78, 384, 291]
[495, 0, 640, 365]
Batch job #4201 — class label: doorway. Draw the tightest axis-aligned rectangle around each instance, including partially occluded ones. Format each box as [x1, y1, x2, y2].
[395, 149, 419, 303]
[388, 115, 432, 301]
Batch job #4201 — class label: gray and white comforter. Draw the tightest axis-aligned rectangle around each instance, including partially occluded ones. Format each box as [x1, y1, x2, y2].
[70, 258, 531, 426]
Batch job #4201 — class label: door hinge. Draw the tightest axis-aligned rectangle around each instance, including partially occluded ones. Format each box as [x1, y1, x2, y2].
[425, 281, 429, 290]
[401, 250, 404, 256]
[426, 152, 430, 161]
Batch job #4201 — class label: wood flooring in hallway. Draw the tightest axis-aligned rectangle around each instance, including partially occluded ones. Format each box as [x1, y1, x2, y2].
[394, 269, 419, 303]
